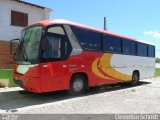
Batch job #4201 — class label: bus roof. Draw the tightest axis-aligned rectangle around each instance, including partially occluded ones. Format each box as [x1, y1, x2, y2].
[36, 19, 154, 46]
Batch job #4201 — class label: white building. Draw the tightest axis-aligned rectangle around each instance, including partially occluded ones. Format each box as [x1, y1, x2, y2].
[156, 63, 160, 68]
[0, 0, 52, 40]
[0, 0, 52, 69]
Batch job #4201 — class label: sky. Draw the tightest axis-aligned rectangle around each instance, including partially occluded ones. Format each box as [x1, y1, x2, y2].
[24, 0, 160, 57]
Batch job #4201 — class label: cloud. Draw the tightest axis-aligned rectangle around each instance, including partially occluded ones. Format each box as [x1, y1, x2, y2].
[144, 31, 160, 39]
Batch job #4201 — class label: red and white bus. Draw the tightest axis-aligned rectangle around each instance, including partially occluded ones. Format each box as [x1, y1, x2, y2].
[11, 19, 155, 94]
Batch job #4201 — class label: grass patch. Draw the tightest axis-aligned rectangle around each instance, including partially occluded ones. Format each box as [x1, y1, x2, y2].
[155, 68, 160, 77]
[0, 69, 16, 87]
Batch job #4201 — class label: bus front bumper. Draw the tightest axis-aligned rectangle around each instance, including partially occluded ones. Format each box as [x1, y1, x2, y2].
[13, 76, 42, 93]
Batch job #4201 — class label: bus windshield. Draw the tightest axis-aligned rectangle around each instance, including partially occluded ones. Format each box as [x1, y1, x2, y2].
[15, 26, 43, 64]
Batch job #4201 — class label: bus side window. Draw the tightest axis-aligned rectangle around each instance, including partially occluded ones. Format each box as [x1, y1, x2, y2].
[130, 41, 136, 55]
[41, 25, 72, 62]
[148, 45, 155, 57]
[42, 36, 61, 59]
[103, 35, 114, 52]
[137, 43, 147, 57]
[72, 27, 102, 51]
[122, 39, 131, 55]
[113, 37, 122, 53]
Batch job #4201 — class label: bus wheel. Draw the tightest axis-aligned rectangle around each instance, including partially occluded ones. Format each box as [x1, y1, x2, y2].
[69, 74, 87, 95]
[129, 72, 139, 86]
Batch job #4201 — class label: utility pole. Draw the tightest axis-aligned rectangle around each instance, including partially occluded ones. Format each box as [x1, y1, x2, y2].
[104, 17, 107, 31]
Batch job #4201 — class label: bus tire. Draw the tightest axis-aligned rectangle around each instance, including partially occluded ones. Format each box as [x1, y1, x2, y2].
[69, 74, 87, 95]
[129, 71, 139, 86]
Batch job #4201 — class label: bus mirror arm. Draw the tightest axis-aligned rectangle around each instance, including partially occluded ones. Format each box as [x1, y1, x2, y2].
[10, 39, 20, 55]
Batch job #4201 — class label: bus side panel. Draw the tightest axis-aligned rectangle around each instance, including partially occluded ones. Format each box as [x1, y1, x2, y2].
[37, 51, 101, 92]
[111, 54, 155, 80]
[39, 61, 71, 92]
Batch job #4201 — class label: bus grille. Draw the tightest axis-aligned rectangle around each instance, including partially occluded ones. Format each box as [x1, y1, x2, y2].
[14, 79, 24, 89]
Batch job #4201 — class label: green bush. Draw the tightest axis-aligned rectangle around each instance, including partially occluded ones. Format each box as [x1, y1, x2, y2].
[155, 68, 160, 77]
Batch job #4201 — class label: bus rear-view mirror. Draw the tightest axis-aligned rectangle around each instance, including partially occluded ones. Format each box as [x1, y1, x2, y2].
[10, 39, 20, 55]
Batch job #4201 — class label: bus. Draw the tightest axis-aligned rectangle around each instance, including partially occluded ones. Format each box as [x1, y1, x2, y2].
[11, 19, 155, 95]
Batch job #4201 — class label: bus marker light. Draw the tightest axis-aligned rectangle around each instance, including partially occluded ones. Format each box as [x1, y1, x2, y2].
[63, 65, 67, 68]
[43, 65, 48, 68]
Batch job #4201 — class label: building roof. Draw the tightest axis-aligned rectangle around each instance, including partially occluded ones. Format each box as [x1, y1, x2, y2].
[35, 19, 154, 45]
[11, 0, 49, 10]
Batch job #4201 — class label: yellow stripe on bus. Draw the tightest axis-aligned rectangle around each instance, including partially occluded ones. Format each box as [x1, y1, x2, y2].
[100, 53, 132, 81]
[92, 58, 112, 80]
[92, 53, 132, 81]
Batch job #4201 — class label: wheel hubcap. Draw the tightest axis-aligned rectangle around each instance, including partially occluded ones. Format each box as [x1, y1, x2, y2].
[133, 74, 138, 83]
[73, 79, 83, 92]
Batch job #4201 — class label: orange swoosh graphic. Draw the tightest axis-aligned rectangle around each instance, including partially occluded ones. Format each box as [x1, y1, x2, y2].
[92, 53, 132, 81]
[92, 58, 113, 80]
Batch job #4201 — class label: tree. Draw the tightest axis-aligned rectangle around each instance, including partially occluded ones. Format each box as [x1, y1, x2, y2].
[156, 58, 160, 63]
